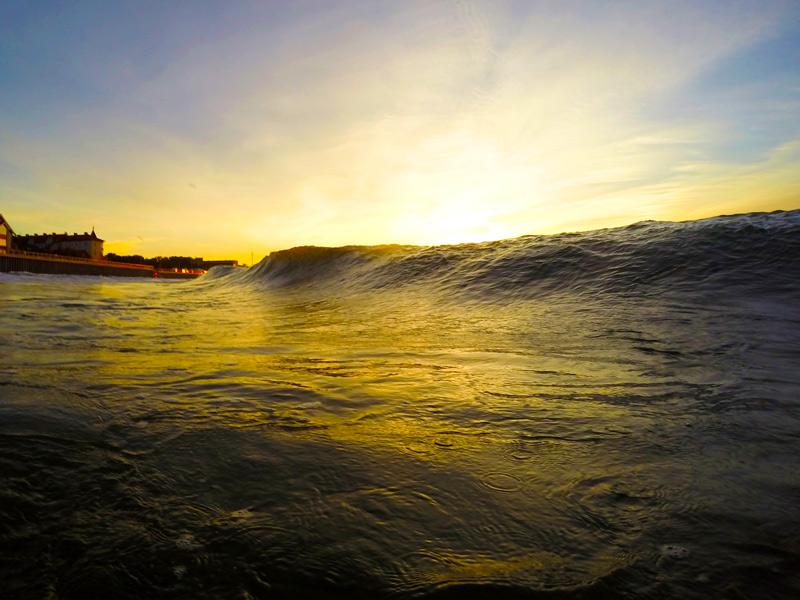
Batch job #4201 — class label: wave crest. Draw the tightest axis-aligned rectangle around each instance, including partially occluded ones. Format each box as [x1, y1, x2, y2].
[202, 210, 800, 300]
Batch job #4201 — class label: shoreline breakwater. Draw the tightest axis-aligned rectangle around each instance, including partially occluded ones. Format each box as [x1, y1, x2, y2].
[0, 251, 155, 277]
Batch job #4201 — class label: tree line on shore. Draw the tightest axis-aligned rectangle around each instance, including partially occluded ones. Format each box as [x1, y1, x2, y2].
[105, 254, 202, 269]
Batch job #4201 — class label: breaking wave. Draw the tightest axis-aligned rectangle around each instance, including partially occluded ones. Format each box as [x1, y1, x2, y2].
[200, 209, 800, 301]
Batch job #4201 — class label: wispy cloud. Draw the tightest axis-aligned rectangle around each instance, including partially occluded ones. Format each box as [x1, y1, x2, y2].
[1, 0, 798, 260]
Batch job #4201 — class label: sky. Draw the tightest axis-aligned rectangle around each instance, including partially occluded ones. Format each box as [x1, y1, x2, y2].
[1, 0, 799, 264]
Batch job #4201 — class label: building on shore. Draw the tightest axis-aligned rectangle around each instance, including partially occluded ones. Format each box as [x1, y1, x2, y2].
[0, 214, 157, 277]
[14, 230, 104, 260]
[0, 214, 14, 253]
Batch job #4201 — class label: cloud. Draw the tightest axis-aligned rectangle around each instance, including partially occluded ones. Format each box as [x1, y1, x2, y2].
[1, 0, 798, 258]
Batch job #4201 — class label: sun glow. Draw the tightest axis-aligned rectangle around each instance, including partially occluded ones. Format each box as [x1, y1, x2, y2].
[1, 0, 798, 260]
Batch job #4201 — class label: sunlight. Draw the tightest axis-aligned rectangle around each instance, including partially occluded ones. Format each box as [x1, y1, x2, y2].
[421, 191, 512, 246]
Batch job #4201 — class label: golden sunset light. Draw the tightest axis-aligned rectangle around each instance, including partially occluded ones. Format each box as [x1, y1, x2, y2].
[2, 4, 800, 598]
[1, 1, 797, 263]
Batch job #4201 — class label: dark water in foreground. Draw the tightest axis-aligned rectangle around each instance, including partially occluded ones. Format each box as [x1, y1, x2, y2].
[1, 210, 800, 599]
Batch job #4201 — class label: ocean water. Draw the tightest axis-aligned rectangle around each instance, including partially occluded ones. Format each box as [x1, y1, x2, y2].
[1, 209, 799, 599]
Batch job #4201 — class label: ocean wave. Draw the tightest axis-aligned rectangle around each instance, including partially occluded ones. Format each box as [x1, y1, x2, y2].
[199, 209, 800, 300]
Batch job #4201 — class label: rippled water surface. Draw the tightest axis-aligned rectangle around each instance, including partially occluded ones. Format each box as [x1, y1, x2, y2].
[2, 213, 800, 599]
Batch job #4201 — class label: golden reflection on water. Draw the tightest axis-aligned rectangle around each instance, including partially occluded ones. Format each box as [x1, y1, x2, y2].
[412, 551, 547, 585]
[3, 279, 677, 473]
[0, 278, 704, 591]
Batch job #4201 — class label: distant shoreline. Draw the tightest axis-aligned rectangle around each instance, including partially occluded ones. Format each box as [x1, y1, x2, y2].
[0, 252, 155, 278]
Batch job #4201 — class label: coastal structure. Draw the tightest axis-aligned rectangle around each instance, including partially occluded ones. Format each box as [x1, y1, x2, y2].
[14, 230, 104, 260]
[202, 259, 239, 268]
[0, 214, 154, 277]
[0, 214, 14, 253]
[0, 253, 155, 277]
[1, 213, 209, 279]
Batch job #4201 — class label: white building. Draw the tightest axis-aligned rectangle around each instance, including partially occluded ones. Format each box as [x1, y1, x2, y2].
[15, 230, 104, 260]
